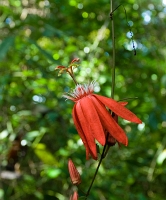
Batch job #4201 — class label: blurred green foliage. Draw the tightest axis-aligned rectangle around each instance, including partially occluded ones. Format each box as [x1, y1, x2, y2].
[0, 0, 166, 199]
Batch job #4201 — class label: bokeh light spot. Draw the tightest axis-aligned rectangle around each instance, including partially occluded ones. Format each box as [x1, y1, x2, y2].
[82, 12, 88, 18]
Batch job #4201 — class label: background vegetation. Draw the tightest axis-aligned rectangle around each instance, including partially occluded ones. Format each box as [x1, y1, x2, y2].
[0, 0, 166, 199]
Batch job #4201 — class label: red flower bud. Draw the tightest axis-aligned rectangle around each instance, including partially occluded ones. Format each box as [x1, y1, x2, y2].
[68, 159, 81, 185]
[70, 191, 78, 200]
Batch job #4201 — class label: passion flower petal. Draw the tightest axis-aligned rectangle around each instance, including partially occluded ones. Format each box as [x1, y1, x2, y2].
[79, 97, 105, 145]
[75, 101, 97, 159]
[91, 95, 128, 146]
[72, 105, 94, 160]
[94, 94, 142, 124]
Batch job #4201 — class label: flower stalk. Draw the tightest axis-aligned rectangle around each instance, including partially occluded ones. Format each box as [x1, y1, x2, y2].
[84, 144, 107, 199]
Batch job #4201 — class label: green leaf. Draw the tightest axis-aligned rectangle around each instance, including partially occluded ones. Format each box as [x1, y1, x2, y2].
[34, 143, 58, 165]
[0, 35, 15, 59]
[42, 167, 61, 179]
[25, 130, 41, 141]
[27, 38, 58, 63]
[157, 149, 166, 165]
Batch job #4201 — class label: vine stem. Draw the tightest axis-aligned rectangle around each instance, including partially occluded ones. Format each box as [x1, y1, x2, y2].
[84, 145, 107, 199]
[110, 0, 115, 99]
[68, 68, 78, 85]
[84, 1, 115, 199]
[70, 73, 78, 85]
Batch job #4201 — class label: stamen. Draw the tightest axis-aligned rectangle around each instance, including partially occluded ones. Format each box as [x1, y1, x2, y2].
[63, 81, 96, 101]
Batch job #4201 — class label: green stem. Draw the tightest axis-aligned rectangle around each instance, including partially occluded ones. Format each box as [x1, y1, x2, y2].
[84, 145, 107, 199]
[119, 97, 138, 101]
[110, 0, 115, 99]
[77, 186, 86, 196]
[68, 72, 78, 85]
[71, 74, 78, 85]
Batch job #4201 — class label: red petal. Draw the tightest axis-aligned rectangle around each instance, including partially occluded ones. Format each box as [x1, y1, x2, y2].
[80, 97, 105, 145]
[94, 94, 142, 124]
[119, 101, 128, 106]
[72, 105, 87, 144]
[91, 96, 128, 146]
[72, 105, 95, 159]
[75, 102, 98, 159]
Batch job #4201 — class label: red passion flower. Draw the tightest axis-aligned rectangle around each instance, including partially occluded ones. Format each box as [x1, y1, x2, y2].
[64, 82, 142, 160]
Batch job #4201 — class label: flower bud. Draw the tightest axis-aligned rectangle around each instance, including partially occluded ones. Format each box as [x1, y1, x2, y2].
[70, 191, 78, 200]
[68, 159, 81, 185]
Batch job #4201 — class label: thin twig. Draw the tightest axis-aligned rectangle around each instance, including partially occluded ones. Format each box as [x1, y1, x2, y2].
[122, 5, 136, 55]
[118, 97, 138, 101]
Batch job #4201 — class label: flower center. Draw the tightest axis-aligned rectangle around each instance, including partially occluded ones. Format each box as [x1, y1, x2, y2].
[63, 81, 96, 101]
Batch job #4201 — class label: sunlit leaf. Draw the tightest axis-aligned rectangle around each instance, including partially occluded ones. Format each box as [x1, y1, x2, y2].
[41, 167, 61, 179]
[34, 143, 58, 165]
[157, 149, 166, 165]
